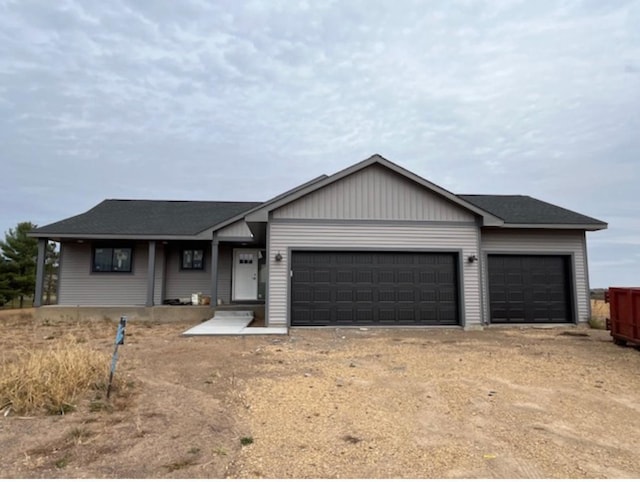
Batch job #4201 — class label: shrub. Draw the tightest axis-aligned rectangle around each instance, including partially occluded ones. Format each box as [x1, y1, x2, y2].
[0, 335, 110, 415]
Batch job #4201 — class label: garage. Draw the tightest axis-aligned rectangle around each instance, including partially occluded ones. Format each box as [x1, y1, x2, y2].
[290, 251, 459, 326]
[488, 254, 573, 323]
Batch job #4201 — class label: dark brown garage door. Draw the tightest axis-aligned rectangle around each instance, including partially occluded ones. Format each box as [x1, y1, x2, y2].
[488, 255, 573, 323]
[290, 251, 459, 326]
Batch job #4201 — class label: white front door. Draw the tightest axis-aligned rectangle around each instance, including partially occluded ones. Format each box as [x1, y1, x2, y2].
[233, 248, 259, 300]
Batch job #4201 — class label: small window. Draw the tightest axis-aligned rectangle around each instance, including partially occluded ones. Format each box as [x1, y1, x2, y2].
[238, 253, 253, 264]
[182, 249, 204, 270]
[93, 247, 132, 273]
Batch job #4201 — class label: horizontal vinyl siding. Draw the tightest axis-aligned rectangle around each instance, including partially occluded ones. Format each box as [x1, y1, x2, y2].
[162, 244, 232, 304]
[58, 242, 153, 306]
[480, 229, 588, 323]
[164, 246, 211, 299]
[268, 221, 481, 327]
[217, 220, 253, 239]
[273, 164, 475, 222]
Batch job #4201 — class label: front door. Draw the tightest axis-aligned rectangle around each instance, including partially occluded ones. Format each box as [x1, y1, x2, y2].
[233, 248, 259, 301]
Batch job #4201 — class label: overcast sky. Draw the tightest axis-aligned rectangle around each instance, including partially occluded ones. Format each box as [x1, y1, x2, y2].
[1, 0, 638, 288]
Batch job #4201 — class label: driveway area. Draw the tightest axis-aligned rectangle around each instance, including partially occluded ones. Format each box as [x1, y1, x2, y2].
[1, 312, 639, 478]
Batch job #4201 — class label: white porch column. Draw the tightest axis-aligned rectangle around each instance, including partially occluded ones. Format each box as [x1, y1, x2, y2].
[146, 240, 156, 307]
[33, 238, 46, 307]
[211, 235, 219, 307]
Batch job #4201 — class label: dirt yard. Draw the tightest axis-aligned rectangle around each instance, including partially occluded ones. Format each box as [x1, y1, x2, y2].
[1, 309, 640, 478]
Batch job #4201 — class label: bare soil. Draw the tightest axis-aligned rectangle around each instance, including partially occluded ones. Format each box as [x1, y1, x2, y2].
[1, 309, 640, 478]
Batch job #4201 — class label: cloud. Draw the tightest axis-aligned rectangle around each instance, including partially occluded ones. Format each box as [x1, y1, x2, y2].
[0, 0, 638, 286]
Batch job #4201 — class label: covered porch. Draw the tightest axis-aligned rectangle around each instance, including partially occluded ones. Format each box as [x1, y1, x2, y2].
[31, 219, 273, 328]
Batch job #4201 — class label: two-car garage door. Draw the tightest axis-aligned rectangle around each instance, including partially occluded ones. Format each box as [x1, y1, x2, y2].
[291, 251, 459, 326]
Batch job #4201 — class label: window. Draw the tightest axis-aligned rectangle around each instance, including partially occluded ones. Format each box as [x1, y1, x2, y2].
[182, 249, 204, 270]
[93, 247, 132, 272]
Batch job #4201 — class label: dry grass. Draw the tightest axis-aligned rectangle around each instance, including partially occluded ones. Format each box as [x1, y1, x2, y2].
[0, 335, 110, 415]
[590, 299, 610, 329]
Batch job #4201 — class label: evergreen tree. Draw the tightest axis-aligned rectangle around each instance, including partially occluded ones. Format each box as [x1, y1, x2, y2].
[0, 222, 38, 308]
[0, 256, 17, 306]
[44, 242, 59, 304]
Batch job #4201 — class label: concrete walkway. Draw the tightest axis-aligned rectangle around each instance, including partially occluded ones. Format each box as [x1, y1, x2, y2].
[182, 310, 288, 336]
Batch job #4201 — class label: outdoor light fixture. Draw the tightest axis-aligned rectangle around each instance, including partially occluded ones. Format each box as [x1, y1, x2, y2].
[275, 251, 283, 262]
[467, 255, 478, 263]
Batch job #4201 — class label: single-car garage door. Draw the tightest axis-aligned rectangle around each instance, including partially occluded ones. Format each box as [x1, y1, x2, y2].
[291, 251, 459, 326]
[488, 254, 573, 323]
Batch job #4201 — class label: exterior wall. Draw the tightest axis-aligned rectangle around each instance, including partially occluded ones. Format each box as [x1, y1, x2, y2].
[58, 241, 163, 306]
[267, 221, 481, 327]
[163, 244, 233, 304]
[217, 245, 233, 304]
[273, 163, 475, 222]
[217, 220, 253, 239]
[480, 229, 589, 323]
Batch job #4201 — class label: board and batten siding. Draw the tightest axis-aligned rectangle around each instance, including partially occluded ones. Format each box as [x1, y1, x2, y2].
[267, 221, 482, 327]
[59, 242, 164, 306]
[273, 164, 475, 222]
[163, 244, 233, 303]
[480, 229, 589, 323]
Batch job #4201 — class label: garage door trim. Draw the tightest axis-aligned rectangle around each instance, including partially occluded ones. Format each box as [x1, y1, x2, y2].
[287, 247, 466, 327]
[483, 250, 578, 324]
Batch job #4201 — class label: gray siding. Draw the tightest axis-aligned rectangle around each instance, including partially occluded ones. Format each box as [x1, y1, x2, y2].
[273, 163, 475, 222]
[267, 221, 481, 327]
[163, 244, 232, 304]
[217, 220, 253, 239]
[164, 246, 211, 300]
[59, 242, 163, 306]
[480, 229, 589, 323]
[217, 245, 233, 304]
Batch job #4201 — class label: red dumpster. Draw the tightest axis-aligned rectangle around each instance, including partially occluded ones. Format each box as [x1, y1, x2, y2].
[606, 287, 640, 346]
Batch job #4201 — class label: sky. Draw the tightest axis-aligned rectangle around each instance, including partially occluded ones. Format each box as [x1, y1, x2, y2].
[1, 0, 638, 288]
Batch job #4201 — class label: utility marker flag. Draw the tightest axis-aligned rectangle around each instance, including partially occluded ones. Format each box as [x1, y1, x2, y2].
[107, 316, 127, 399]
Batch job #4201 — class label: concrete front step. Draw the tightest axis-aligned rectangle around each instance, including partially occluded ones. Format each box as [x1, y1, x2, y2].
[214, 310, 254, 318]
[183, 309, 288, 335]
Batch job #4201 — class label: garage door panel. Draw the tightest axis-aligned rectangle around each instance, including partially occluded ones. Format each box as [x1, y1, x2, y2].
[488, 255, 572, 324]
[291, 251, 459, 326]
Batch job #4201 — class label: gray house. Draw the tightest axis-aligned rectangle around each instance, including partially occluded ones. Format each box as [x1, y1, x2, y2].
[30, 155, 607, 329]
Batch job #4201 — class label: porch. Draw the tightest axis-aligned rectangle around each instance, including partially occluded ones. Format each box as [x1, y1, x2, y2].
[32, 302, 268, 325]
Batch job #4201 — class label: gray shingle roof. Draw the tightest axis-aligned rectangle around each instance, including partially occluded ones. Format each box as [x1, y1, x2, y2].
[457, 195, 606, 226]
[32, 200, 261, 237]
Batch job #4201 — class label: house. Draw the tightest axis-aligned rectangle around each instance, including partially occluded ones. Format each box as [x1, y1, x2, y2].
[29, 155, 607, 329]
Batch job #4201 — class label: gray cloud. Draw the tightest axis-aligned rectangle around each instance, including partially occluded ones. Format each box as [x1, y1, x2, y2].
[1, 0, 639, 287]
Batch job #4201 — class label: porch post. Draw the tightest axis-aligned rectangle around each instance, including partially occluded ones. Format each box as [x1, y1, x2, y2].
[211, 234, 219, 307]
[146, 240, 156, 307]
[33, 238, 46, 308]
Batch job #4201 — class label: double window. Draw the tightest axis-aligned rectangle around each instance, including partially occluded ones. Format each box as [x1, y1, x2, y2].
[93, 246, 133, 273]
[182, 249, 204, 270]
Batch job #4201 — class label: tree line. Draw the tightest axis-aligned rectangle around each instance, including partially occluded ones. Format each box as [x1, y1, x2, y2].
[0, 222, 58, 308]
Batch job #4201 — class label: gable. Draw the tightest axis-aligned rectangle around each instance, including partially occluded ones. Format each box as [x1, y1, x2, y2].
[272, 163, 476, 222]
[217, 219, 253, 239]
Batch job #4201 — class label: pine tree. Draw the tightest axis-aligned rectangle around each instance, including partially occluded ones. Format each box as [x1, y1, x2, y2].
[0, 256, 17, 306]
[44, 242, 59, 304]
[0, 222, 38, 308]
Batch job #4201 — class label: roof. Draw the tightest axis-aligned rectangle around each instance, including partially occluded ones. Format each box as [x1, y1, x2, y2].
[245, 154, 504, 226]
[458, 195, 607, 228]
[31, 200, 261, 239]
[30, 156, 607, 239]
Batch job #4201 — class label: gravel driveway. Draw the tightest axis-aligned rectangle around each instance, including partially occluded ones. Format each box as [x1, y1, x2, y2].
[2, 315, 639, 478]
[228, 326, 640, 478]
